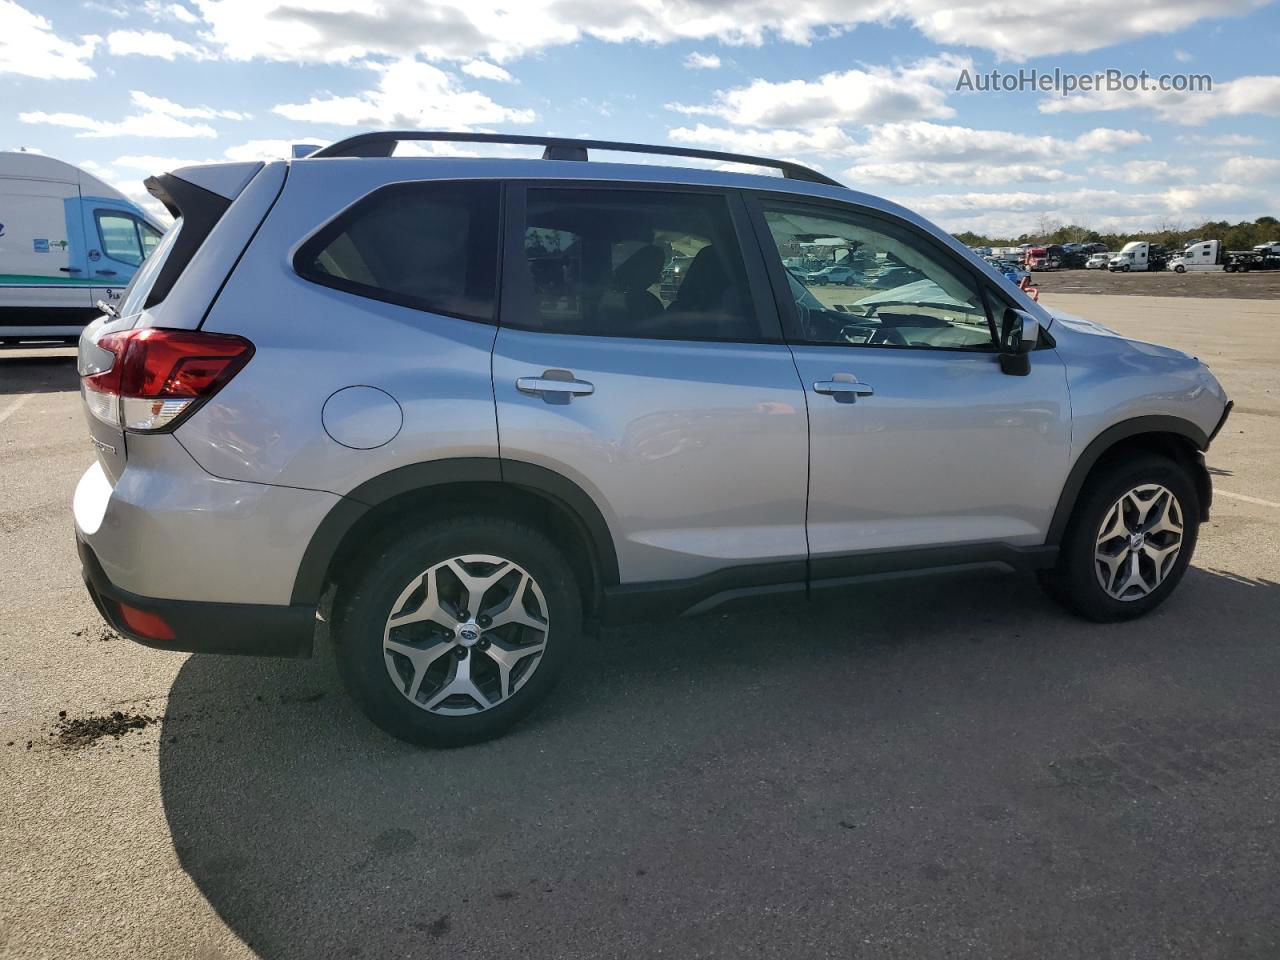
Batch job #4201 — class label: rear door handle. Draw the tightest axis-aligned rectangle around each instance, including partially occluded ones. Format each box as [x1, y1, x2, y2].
[516, 370, 595, 404]
[94, 269, 118, 277]
[813, 374, 874, 403]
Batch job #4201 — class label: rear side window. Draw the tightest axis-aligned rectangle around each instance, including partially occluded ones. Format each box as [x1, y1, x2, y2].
[296, 181, 500, 323]
[509, 188, 762, 341]
[118, 219, 182, 318]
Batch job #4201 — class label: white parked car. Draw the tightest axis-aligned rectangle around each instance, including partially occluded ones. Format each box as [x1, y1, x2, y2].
[1085, 252, 1110, 270]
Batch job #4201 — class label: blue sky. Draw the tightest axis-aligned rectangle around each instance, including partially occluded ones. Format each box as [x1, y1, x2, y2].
[2, 0, 1278, 236]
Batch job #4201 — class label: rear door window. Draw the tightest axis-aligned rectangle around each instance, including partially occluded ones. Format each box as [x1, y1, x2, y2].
[511, 188, 764, 341]
[295, 181, 500, 323]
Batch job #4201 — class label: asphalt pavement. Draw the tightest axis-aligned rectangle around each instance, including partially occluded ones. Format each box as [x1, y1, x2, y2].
[1, 293, 1278, 959]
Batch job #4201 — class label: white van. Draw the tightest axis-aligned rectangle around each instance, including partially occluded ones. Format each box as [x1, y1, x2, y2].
[1, 151, 165, 345]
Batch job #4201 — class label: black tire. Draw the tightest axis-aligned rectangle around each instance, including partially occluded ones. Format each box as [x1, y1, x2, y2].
[1121, 264, 1131, 272]
[1174, 264, 1186, 273]
[1039, 454, 1199, 622]
[333, 515, 581, 747]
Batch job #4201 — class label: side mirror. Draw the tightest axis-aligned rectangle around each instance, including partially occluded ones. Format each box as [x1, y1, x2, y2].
[999, 308, 1039, 376]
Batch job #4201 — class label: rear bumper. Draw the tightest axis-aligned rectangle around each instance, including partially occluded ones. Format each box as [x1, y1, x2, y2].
[78, 535, 315, 658]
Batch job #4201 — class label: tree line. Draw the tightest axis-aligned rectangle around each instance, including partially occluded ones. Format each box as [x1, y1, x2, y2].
[954, 215, 1280, 252]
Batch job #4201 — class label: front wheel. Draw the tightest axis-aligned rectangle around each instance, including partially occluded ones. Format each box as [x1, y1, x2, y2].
[333, 516, 581, 746]
[1039, 455, 1199, 622]
[1121, 264, 1131, 272]
[1174, 264, 1186, 273]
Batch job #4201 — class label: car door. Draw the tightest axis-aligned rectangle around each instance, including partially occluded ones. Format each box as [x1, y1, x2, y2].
[492, 183, 810, 586]
[746, 194, 1072, 576]
[82, 204, 159, 309]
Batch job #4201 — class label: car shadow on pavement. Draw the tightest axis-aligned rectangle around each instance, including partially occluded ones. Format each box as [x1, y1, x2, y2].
[0, 354, 78, 396]
[158, 567, 1280, 959]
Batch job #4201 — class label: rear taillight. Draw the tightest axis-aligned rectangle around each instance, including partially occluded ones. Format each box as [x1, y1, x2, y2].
[81, 328, 254, 432]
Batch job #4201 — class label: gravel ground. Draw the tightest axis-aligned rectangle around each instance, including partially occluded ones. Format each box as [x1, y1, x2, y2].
[1, 294, 1278, 960]
[1029, 267, 1280, 299]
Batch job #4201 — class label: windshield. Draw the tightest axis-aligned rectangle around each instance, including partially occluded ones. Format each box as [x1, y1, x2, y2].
[116, 219, 182, 319]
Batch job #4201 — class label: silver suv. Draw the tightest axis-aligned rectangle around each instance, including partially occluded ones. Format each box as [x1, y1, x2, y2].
[74, 133, 1233, 746]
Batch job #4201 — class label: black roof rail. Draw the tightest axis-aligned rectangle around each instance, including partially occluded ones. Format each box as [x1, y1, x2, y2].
[306, 131, 843, 187]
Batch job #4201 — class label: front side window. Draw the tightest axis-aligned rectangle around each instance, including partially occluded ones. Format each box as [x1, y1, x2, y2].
[97, 212, 145, 266]
[296, 181, 500, 323]
[758, 201, 995, 351]
[513, 188, 762, 341]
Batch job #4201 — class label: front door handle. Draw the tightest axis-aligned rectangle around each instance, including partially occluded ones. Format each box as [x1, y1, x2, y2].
[516, 369, 595, 405]
[813, 374, 874, 403]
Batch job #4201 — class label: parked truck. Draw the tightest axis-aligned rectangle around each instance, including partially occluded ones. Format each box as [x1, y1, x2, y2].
[1168, 239, 1280, 273]
[1, 151, 165, 346]
[1108, 241, 1170, 273]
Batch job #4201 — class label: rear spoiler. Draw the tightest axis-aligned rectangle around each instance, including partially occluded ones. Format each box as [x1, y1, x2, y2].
[141, 173, 233, 309]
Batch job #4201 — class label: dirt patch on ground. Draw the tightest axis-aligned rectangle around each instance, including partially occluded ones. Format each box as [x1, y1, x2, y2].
[1029, 268, 1280, 299]
[54, 709, 159, 748]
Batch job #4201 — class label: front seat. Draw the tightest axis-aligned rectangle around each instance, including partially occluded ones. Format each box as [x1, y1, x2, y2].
[597, 245, 665, 334]
[665, 246, 749, 339]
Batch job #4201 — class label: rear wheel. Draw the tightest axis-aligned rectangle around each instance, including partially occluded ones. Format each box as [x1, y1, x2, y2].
[1039, 455, 1199, 622]
[333, 516, 581, 746]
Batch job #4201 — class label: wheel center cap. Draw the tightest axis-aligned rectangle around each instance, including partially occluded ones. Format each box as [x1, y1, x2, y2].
[457, 623, 482, 646]
[1128, 532, 1145, 551]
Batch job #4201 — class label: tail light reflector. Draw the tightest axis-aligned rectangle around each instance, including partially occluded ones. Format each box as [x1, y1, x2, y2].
[117, 603, 176, 642]
[81, 328, 254, 432]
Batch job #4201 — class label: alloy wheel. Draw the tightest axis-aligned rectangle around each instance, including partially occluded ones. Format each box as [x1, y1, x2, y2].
[382, 554, 549, 715]
[1093, 484, 1184, 601]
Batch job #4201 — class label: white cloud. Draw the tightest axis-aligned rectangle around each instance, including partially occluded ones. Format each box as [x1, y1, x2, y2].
[1040, 73, 1280, 124]
[905, 182, 1268, 236]
[273, 59, 535, 127]
[19, 90, 246, 138]
[142, 1, 201, 23]
[847, 161, 1079, 185]
[847, 120, 1146, 164]
[187, 0, 1270, 64]
[0, 0, 99, 79]
[683, 51, 721, 70]
[1175, 132, 1261, 146]
[668, 124, 858, 157]
[79, 159, 171, 221]
[222, 139, 303, 161]
[130, 91, 247, 120]
[826, 121, 1147, 185]
[461, 59, 513, 82]
[106, 29, 207, 60]
[669, 55, 966, 127]
[903, 0, 1267, 60]
[667, 119, 1150, 187]
[112, 154, 189, 171]
[1093, 159, 1189, 185]
[1219, 155, 1280, 181]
